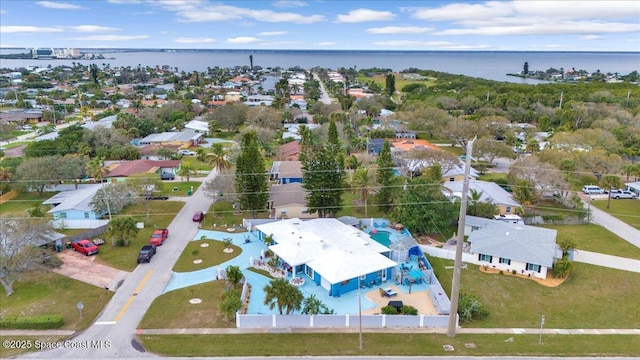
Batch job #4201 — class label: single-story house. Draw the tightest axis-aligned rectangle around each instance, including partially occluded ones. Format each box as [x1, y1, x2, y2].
[270, 161, 302, 184]
[138, 130, 203, 147]
[404, 158, 479, 182]
[276, 140, 301, 161]
[106, 159, 181, 179]
[367, 138, 387, 155]
[185, 118, 211, 136]
[468, 221, 561, 279]
[267, 183, 315, 219]
[443, 179, 521, 214]
[44, 184, 109, 229]
[254, 218, 397, 296]
[139, 143, 182, 160]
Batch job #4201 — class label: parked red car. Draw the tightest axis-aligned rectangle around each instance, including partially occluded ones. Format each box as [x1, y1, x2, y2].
[149, 228, 169, 246]
[70, 239, 99, 256]
[192, 211, 205, 222]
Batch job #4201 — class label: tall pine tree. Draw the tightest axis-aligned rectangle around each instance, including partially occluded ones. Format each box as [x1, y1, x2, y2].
[376, 140, 394, 212]
[235, 131, 268, 217]
[302, 143, 346, 218]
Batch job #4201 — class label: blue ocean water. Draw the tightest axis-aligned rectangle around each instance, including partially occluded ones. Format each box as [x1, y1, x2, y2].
[1, 49, 638, 83]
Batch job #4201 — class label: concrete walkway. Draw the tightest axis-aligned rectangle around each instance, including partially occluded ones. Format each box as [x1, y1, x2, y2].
[572, 250, 640, 272]
[587, 202, 640, 248]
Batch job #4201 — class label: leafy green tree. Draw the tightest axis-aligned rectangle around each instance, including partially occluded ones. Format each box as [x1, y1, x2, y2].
[511, 179, 536, 216]
[263, 278, 303, 315]
[467, 189, 499, 218]
[385, 73, 396, 96]
[16, 156, 63, 196]
[351, 167, 373, 217]
[107, 216, 139, 247]
[302, 143, 346, 218]
[225, 265, 243, 288]
[235, 132, 269, 217]
[0, 218, 56, 295]
[376, 140, 395, 213]
[394, 176, 457, 235]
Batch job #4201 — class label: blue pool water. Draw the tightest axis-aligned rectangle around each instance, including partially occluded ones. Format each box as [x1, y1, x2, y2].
[369, 231, 390, 247]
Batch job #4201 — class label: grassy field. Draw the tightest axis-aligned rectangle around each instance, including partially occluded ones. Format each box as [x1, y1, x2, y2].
[164, 181, 201, 196]
[138, 280, 236, 329]
[0, 191, 57, 217]
[335, 192, 385, 219]
[138, 333, 640, 357]
[428, 256, 640, 329]
[172, 238, 241, 272]
[0, 271, 113, 330]
[591, 198, 640, 230]
[94, 201, 185, 271]
[540, 224, 640, 259]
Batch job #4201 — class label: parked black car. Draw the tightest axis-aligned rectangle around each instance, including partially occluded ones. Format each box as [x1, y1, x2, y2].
[137, 245, 157, 263]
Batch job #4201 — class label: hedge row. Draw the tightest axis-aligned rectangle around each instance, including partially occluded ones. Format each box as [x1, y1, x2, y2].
[0, 315, 64, 329]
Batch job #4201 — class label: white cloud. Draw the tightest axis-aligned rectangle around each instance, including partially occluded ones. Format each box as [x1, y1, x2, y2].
[68, 34, 150, 41]
[258, 31, 287, 36]
[581, 35, 604, 41]
[272, 1, 307, 8]
[0, 26, 63, 33]
[407, 1, 640, 38]
[36, 1, 85, 10]
[68, 25, 120, 32]
[315, 41, 336, 46]
[366, 26, 432, 34]
[154, 2, 324, 24]
[0, 9, 7, 15]
[336, 8, 395, 23]
[174, 37, 216, 44]
[227, 36, 263, 44]
[373, 40, 491, 50]
[107, 0, 144, 3]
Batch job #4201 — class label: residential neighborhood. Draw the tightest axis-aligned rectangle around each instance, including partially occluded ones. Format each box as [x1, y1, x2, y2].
[1, 56, 640, 359]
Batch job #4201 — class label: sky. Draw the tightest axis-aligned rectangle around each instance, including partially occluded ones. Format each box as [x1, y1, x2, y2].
[0, 0, 639, 51]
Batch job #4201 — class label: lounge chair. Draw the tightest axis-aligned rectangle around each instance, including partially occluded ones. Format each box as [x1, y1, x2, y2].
[382, 287, 398, 297]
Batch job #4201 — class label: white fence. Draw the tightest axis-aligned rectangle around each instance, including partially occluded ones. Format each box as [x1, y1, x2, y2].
[236, 313, 454, 329]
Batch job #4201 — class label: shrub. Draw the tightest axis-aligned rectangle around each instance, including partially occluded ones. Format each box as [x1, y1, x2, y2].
[381, 305, 399, 315]
[401, 305, 418, 315]
[220, 288, 242, 319]
[499, 270, 504, 275]
[458, 293, 488, 323]
[191, 249, 199, 256]
[0, 315, 64, 329]
[553, 257, 574, 278]
[512, 270, 517, 275]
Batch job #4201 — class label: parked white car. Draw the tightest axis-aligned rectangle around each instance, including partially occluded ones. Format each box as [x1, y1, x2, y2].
[609, 189, 637, 199]
[582, 185, 605, 194]
[178, 149, 196, 156]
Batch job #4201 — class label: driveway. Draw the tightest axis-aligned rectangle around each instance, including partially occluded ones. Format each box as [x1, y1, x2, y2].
[581, 195, 640, 248]
[572, 250, 640, 272]
[52, 250, 129, 291]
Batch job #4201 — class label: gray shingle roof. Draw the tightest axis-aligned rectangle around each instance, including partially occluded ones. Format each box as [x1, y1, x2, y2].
[469, 222, 560, 267]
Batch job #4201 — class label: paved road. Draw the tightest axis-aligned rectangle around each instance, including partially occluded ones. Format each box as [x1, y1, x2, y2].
[313, 73, 332, 105]
[586, 199, 640, 248]
[22, 170, 219, 359]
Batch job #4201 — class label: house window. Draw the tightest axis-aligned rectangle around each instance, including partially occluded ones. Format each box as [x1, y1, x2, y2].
[505, 206, 512, 213]
[449, 177, 455, 182]
[499, 258, 511, 265]
[305, 265, 314, 279]
[479, 254, 492, 263]
[58, 212, 67, 219]
[360, 274, 366, 280]
[526, 263, 541, 273]
[84, 212, 90, 219]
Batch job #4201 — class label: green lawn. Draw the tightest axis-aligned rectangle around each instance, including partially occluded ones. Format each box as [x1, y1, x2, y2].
[590, 199, 640, 230]
[173, 238, 241, 272]
[336, 192, 385, 218]
[0, 271, 113, 331]
[138, 280, 237, 329]
[203, 200, 267, 230]
[539, 224, 640, 259]
[428, 256, 640, 329]
[165, 181, 201, 196]
[139, 333, 640, 357]
[94, 201, 185, 271]
[0, 191, 57, 217]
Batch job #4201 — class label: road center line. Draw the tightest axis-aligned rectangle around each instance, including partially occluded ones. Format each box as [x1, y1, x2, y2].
[113, 269, 153, 322]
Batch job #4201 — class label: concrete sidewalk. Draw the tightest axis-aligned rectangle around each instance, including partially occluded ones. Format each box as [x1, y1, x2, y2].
[572, 250, 640, 272]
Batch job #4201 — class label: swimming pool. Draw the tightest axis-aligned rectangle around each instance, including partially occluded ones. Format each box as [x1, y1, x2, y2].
[369, 230, 390, 247]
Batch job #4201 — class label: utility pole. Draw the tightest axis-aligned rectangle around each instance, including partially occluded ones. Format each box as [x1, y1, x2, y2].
[559, 91, 564, 109]
[447, 137, 476, 337]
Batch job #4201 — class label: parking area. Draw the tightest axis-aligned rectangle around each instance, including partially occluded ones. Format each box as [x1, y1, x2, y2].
[51, 250, 129, 291]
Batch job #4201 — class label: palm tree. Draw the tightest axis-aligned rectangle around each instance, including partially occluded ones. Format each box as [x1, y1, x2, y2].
[108, 216, 139, 247]
[207, 143, 231, 173]
[351, 167, 373, 217]
[263, 278, 303, 315]
[600, 174, 622, 209]
[177, 160, 197, 182]
[87, 157, 109, 183]
[301, 294, 334, 315]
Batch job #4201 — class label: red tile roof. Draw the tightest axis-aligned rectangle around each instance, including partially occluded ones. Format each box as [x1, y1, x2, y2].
[107, 159, 181, 178]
